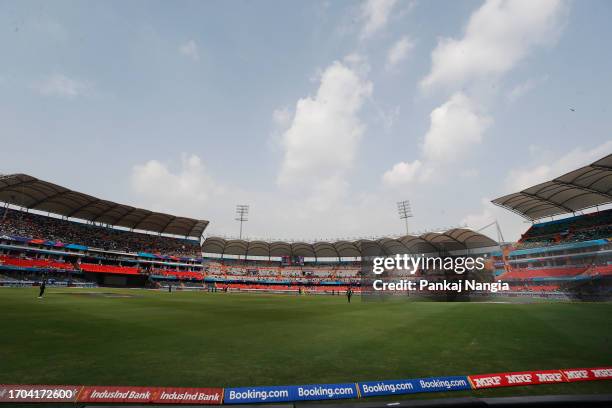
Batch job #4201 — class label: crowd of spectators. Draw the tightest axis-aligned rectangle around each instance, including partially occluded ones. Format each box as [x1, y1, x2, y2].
[204, 259, 361, 284]
[0, 207, 201, 257]
[516, 209, 612, 249]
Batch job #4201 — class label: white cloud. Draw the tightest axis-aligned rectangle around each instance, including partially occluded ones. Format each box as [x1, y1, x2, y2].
[32, 74, 91, 98]
[277, 60, 372, 209]
[505, 140, 612, 192]
[179, 40, 200, 61]
[422, 92, 492, 162]
[131, 154, 223, 217]
[128, 158, 401, 241]
[386, 36, 414, 69]
[386, 0, 569, 226]
[390, 0, 569, 228]
[383, 92, 491, 187]
[385, 1, 567, 188]
[421, 0, 567, 89]
[360, 0, 397, 39]
[382, 160, 423, 186]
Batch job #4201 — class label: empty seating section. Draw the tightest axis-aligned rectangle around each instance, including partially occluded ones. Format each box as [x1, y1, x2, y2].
[79, 263, 140, 275]
[152, 269, 205, 280]
[0, 255, 74, 270]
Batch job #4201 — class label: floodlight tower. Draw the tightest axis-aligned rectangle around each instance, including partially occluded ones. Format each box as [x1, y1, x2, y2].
[235, 204, 249, 239]
[397, 200, 413, 235]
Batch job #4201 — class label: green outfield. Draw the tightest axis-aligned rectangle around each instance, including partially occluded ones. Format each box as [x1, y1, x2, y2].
[1, 287, 611, 399]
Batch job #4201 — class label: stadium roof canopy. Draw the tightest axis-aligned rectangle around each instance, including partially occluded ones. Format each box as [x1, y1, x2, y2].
[492, 154, 612, 221]
[201, 228, 497, 258]
[0, 174, 209, 238]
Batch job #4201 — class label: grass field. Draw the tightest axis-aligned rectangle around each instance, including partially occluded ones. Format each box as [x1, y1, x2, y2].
[1, 287, 611, 399]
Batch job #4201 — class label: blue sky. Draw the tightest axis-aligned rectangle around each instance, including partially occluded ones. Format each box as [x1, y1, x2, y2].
[1, 0, 611, 241]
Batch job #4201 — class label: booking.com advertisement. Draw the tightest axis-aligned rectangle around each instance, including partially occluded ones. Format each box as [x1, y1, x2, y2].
[1, 0, 612, 407]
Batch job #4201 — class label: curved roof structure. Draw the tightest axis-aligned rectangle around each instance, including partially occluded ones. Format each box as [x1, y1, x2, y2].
[201, 228, 497, 258]
[0, 174, 209, 238]
[492, 154, 612, 221]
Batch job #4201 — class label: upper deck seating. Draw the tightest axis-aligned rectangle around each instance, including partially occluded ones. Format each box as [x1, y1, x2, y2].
[0, 207, 201, 257]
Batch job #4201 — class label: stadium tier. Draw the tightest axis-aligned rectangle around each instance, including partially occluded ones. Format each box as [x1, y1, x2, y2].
[0, 177, 499, 294]
[490, 154, 612, 298]
[0, 207, 201, 257]
[491, 248, 612, 298]
[2, 199, 611, 297]
[2, 156, 611, 298]
[517, 209, 612, 248]
[0, 206, 365, 292]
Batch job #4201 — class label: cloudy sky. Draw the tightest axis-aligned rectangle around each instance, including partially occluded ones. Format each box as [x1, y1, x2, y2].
[1, 0, 611, 242]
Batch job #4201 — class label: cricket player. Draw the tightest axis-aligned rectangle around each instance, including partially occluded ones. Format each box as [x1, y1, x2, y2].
[38, 278, 46, 298]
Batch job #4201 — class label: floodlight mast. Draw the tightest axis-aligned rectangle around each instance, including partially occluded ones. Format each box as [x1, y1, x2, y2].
[397, 200, 413, 235]
[235, 205, 249, 240]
